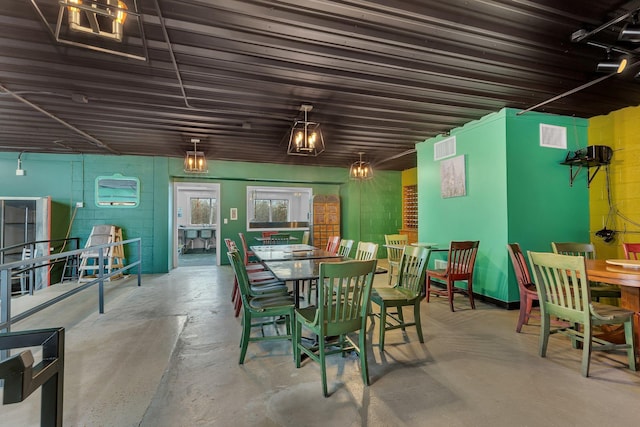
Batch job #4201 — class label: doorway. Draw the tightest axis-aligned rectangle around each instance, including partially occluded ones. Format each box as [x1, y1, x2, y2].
[173, 182, 220, 268]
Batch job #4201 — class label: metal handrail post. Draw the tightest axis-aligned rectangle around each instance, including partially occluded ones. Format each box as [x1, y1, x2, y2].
[137, 238, 142, 286]
[1, 268, 10, 358]
[98, 247, 105, 314]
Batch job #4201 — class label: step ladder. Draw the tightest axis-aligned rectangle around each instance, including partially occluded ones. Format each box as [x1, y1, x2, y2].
[78, 225, 125, 282]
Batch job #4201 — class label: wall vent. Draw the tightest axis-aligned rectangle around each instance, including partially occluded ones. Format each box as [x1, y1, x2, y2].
[434, 136, 456, 161]
[540, 124, 567, 149]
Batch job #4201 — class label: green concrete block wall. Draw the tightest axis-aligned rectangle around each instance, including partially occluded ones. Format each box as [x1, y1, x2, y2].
[1, 152, 401, 273]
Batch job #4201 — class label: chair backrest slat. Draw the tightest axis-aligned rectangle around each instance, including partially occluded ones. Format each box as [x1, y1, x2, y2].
[623, 242, 640, 260]
[337, 239, 355, 257]
[397, 245, 430, 295]
[447, 241, 479, 277]
[354, 242, 378, 261]
[325, 236, 341, 254]
[528, 251, 591, 321]
[316, 260, 377, 334]
[384, 234, 408, 264]
[507, 243, 532, 288]
[551, 242, 596, 259]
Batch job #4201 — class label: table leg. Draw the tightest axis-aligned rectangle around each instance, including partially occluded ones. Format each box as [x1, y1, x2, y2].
[621, 287, 640, 350]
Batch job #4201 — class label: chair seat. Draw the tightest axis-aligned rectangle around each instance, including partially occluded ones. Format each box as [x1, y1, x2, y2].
[249, 282, 288, 295]
[590, 302, 635, 322]
[372, 286, 417, 302]
[426, 268, 447, 278]
[248, 295, 294, 310]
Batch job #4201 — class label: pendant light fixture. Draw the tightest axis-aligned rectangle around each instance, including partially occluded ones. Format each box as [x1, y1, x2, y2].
[287, 104, 325, 156]
[350, 152, 373, 180]
[184, 138, 207, 173]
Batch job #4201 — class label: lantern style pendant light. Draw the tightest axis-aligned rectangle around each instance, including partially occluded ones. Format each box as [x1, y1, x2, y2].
[350, 152, 373, 180]
[184, 138, 207, 173]
[287, 104, 325, 156]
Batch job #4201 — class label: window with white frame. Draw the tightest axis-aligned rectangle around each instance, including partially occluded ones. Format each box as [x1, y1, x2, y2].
[247, 186, 311, 230]
[190, 197, 216, 225]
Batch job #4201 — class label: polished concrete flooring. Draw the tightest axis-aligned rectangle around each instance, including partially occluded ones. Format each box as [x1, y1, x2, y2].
[3, 260, 640, 426]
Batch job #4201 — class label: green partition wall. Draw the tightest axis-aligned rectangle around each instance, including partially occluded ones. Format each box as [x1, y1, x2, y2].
[417, 108, 589, 306]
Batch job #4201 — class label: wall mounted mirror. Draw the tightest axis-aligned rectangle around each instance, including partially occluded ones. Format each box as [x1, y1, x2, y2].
[95, 174, 140, 207]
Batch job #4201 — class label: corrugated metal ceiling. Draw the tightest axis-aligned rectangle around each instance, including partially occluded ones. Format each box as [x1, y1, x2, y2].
[2, 0, 640, 171]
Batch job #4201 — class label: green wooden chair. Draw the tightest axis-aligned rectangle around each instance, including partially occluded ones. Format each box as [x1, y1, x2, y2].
[228, 250, 295, 364]
[384, 234, 408, 285]
[337, 239, 354, 258]
[551, 242, 621, 301]
[306, 239, 355, 302]
[354, 241, 378, 261]
[371, 245, 430, 351]
[294, 259, 377, 397]
[528, 251, 636, 377]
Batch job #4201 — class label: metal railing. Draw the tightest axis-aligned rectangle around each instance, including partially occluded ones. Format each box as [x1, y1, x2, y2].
[0, 238, 82, 295]
[0, 238, 142, 334]
[0, 327, 65, 427]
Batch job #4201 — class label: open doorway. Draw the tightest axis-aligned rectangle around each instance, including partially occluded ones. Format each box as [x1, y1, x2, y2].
[173, 182, 220, 268]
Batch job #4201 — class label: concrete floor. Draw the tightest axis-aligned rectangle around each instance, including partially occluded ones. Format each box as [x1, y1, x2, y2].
[3, 260, 640, 426]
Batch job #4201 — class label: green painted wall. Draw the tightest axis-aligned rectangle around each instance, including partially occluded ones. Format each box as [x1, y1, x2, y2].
[1, 152, 401, 272]
[416, 108, 589, 304]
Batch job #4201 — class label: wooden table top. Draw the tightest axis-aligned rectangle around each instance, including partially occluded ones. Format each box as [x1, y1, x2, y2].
[586, 259, 640, 288]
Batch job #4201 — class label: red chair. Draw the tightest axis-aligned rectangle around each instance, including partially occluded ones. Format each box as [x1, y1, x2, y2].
[426, 241, 479, 312]
[325, 236, 341, 255]
[507, 243, 539, 333]
[623, 242, 640, 260]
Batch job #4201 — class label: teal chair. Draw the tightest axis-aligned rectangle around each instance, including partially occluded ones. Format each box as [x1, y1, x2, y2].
[228, 250, 295, 364]
[371, 245, 430, 351]
[294, 259, 377, 397]
[528, 251, 636, 377]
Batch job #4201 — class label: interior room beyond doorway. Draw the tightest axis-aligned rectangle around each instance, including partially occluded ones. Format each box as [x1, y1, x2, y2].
[174, 182, 220, 268]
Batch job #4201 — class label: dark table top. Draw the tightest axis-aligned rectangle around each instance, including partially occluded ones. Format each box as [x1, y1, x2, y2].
[263, 258, 346, 282]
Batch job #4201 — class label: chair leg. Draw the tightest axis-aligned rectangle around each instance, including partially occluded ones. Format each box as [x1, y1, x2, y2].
[379, 304, 387, 352]
[396, 307, 405, 332]
[294, 319, 302, 367]
[467, 279, 476, 309]
[359, 328, 370, 386]
[231, 277, 238, 302]
[319, 335, 328, 397]
[539, 312, 550, 357]
[425, 275, 431, 302]
[624, 319, 637, 372]
[414, 300, 424, 343]
[239, 311, 251, 364]
[581, 323, 593, 377]
[525, 297, 534, 323]
[234, 293, 242, 317]
[516, 294, 528, 333]
[447, 279, 455, 312]
[387, 264, 393, 286]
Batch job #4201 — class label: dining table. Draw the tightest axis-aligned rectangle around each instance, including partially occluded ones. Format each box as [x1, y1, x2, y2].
[586, 258, 640, 348]
[263, 257, 346, 308]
